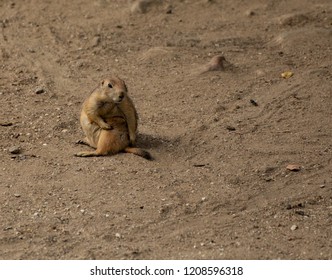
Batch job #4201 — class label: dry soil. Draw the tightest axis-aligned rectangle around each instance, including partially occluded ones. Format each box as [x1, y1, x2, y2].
[0, 0, 331, 259]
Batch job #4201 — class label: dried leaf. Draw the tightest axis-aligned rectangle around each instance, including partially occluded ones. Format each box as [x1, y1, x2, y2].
[281, 71, 294, 79]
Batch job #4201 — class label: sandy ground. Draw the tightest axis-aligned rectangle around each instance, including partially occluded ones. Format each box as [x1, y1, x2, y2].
[0, 0, 331, 259]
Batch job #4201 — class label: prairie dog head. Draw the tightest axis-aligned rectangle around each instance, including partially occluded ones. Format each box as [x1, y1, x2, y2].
[101, 76, 128, 103]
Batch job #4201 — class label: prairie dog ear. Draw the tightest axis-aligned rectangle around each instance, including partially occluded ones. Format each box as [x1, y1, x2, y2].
[101, 79, 106, 86]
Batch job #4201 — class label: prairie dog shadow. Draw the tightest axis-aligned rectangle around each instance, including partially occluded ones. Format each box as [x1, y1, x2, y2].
[136, 133, 172, 150]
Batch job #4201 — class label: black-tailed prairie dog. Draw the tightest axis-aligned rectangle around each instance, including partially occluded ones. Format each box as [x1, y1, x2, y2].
[75, 76, 151, 159]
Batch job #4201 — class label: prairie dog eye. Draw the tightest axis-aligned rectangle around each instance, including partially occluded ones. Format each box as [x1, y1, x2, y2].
[108, 83, 113, 88]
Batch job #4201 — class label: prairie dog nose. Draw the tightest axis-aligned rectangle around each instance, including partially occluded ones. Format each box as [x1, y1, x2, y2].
[118, 91, 125, 100]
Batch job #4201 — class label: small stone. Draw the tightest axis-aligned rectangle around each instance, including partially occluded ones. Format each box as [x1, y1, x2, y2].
[166, 5, 172, 14]
[35, 88, 45, 94]
[193, 164, 206, 167]
[91, 36, 101, 47]
[286, 164, 301, 171]
[14, 193, 21, 198]
[291, 224, 298, 231]
[9, 146, 21, 154]
[115, 233, 121, 238]
[295, 210, 306, 216]
[130, 0, 151, 14]
[250, 99, 258, 106]
[226, 125, 236, 131]
[205, 55, 226, 71]
[245, 10, 256, 17]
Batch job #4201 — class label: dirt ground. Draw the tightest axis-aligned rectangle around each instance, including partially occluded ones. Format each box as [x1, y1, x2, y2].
[0, 0, 331, 260]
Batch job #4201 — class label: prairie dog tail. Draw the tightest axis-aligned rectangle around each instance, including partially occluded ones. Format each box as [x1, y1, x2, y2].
[124, 147, 152, 160]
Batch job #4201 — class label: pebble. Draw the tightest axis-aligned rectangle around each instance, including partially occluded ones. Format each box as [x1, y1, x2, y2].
[286, 164, 301, 171]
[130, 0, 149, 14]
[9, 146, 21, 154]
[35, 88, 45, 94]
[245, 10, 256, 17]
[165, 5, 172, 14]
[91, 36, 101, 47]
[290, 224, 298, 231]
[250, 99, 258, 106]
[226, 125, 236, 131]
[205, 55, 226, 72]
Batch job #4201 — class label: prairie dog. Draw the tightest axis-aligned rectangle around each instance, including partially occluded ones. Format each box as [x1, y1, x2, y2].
[76, 76, 151, 159]
[81, 76, 138, 145]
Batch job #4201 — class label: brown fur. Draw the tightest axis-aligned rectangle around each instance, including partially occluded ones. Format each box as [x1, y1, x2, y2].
[75, 76, 151, 159]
